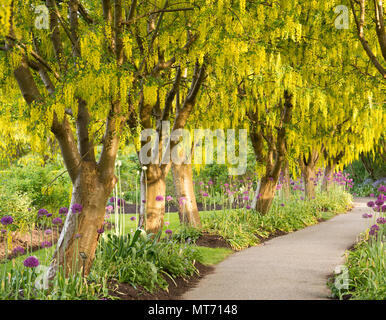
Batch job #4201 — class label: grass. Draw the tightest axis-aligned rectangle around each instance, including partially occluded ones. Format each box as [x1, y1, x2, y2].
[195, 246, 233, 266]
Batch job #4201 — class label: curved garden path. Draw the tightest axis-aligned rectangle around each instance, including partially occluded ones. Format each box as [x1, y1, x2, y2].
[183, 198, 374, 300]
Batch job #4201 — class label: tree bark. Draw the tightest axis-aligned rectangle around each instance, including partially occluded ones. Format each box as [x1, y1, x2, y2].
[322, 162, 335, 192]
[144, 164, 166, 234]
[46, 161, 116, 280]
[299, 150, 320, 199]
[256, 176, 278, 214]
[282, 160, 291, 199]
[302, 164, 317, 199]
[172, 162, 201, 227]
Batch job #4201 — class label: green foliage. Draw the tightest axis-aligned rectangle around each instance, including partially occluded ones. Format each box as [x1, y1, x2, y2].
[173, 225, 202, 244]
[329, 223, 386, 300]
[0, 258, 109, 300]
[0, 161, 71, 210]
[96, 230, 200, 292]
[351, 183, 378, 197]
[0, 185, 36, 227]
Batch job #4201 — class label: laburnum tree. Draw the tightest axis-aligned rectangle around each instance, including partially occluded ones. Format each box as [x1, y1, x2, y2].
[0, 0, 215, 278]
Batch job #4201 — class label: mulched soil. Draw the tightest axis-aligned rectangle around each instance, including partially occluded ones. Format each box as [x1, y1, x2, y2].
[195, 231, 232, 249]
[108, 262, 214, 300]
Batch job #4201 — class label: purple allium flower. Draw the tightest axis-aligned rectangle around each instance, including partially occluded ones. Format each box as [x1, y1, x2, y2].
[59, 207, 68, 215]
[97, 227, 104, 234]
[369, 193, 375, 198]
[280, 203, 285, 207]
[155, 195, 164, 201]
[224, 183, 229, 187]
[376, 217, 386, 224]
[362, 213, 369, 218]
[38, 208, 48, 217]
[378, 185, 386, 193]
[46, 213, 52, 218]
[166, 196, 173, 201]
[117, 198, 125, 206]
[246, 205, 251, 209]
[109, 197, 116, 203]
[52, 217, 63, 225]
[243, 196, 249, 201]
[375, 200, 384, 206]
[1, 216, 13, 226]
[130, 216, 136, 221]
[41, 241, 52, 248]
[202, 192, 209, 197]
[12, 246, 25, 256]
[23, 256, 39, 268]
[208, 180, 213, 185]
[300, 196, 304, 200]
[44, 229, 52, 235]
[71, 203, 83, 213]
[142, 199, 146, 203]
[367, 201, 375, 208]
[382, 205, 386, 212]
[165, 229, 172, 235]
[369, 224, 380, 236]
[243, 191, 249, 195]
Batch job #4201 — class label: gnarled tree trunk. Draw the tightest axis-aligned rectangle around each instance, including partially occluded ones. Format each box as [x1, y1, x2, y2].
[257, 175, 279, 214]
[172, 162, 201, 227]
[299, 149, 321, 199]
[248, 91, 293, 214]
[322, 162, 335, 192]
[47, 162, 116, 279]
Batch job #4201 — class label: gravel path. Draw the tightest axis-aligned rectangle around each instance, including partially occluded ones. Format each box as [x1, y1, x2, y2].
[182, 198, 374, 300]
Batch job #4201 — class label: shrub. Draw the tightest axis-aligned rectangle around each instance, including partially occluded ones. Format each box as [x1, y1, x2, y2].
[0, 185, 36, 228]
[0, 162, 71, 210]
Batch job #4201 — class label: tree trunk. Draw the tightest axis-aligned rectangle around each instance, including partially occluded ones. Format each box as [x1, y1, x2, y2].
[302, 164, 316, 199]
[138, 169, 147, 229]
[282, 160, 291, 199]
[256, 176, 278, 214]
[46, 162, 115, 280]
[322, 162, 335, 192]
[172, 162, 201, 227]
[145, 164, 166, 234]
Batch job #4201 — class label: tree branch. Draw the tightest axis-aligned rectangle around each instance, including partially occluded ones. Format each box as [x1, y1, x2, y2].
[350, 0, 386, 78]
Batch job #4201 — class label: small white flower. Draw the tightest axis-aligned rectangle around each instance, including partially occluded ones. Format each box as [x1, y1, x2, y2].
[116, 160, 122, 167]
[142, 166, 148, 171]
